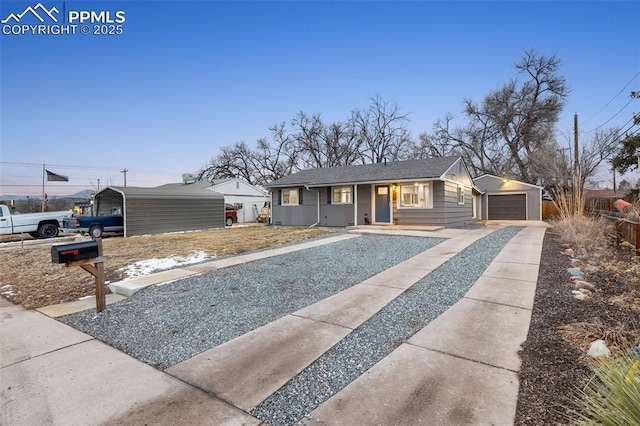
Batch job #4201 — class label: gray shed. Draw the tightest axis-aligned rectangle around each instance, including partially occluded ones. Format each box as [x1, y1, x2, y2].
[94, 185, 225, 237]
[473, 175, 542, 221]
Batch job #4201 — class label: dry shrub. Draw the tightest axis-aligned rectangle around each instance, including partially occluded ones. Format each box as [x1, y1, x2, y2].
[559, 320, 639, 357]
[552, 215, 611, 260]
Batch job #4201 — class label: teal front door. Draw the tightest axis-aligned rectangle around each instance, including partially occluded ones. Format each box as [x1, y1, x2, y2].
[375, 185, 391, 223]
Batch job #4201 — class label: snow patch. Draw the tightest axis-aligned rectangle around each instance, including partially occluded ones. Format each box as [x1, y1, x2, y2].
[120, 251, 210, 278]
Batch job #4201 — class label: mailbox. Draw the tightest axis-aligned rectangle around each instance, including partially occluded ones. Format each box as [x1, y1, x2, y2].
[51, 241, 99, 264]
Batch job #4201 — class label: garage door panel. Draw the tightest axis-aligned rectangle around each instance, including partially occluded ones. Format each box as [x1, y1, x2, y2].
[488, 194, 526, 220]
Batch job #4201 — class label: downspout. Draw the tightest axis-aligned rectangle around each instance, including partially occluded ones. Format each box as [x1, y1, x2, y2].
[305, 185, 320, 227]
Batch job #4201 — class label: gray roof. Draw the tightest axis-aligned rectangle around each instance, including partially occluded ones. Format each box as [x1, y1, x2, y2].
[100, 185, 223, 200]
[265, 156, 461, 188]
[155, 181, 213, 191]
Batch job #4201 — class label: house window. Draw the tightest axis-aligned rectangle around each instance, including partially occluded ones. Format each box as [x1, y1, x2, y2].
[399, 183, 431, 208]
[282, 189, 299, 205]
[457, 185, 465, 205]
[332, 186, 352, 204]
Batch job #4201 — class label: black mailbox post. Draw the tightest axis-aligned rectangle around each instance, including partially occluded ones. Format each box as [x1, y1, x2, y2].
[51, 241, 99, 264]
[51, 238, 106, 313]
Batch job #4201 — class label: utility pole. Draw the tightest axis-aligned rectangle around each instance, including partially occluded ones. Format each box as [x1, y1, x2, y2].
[120, 168, 129, 187]
[97, 179, 101, 191]
[573, 113, 580, 214]
[573, 113, 579, 174]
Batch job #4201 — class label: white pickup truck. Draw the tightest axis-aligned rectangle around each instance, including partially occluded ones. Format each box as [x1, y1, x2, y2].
[0, 204, 72, 239]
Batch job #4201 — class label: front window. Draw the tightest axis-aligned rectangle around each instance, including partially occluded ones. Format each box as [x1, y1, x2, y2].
[332, 186, 352, 204]
[457, 185, 465, 205]
[399, 183, 431, 208]
[282, 189, 299, 205]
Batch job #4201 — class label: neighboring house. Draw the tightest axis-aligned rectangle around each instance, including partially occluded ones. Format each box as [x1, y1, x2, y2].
[264, 156, 481, 227]
[473, 175, 542, 221]
[158, 178, 269, 222]
[94, 185, 225, 237]
[585, 189, 616, 199]
[206, 178, 270, 223]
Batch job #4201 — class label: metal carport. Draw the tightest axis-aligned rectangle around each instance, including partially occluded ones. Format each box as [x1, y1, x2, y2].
[94, 186, 225, 237]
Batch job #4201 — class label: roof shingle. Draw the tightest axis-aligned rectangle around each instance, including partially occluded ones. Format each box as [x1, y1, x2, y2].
[265, 156, 460, 187]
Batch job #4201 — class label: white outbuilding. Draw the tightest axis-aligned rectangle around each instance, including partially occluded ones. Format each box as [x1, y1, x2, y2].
[159, 177, 270, 223]
[205, 178, 270, 223]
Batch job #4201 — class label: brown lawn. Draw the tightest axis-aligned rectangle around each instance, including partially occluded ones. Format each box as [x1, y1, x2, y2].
[0, 225, 334, 309]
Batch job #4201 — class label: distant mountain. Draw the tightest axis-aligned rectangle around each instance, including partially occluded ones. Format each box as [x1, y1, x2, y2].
[0, 190, 94, 201]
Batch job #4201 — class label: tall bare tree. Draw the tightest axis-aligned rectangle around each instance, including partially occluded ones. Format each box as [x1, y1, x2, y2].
[292, 111, 363, 169]
[354, 95, 412, 163]
[417, 50, 568, 184]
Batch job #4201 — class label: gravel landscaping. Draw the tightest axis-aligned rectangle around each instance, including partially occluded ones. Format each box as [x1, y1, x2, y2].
[60, 234, 443, 369]
[252, 226, 523, 425]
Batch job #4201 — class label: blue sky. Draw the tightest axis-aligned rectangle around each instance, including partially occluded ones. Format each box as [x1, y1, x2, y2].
[1, 0, 639, 196]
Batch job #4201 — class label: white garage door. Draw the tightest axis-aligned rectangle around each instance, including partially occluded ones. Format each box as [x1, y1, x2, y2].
[488, 194, 527, 220]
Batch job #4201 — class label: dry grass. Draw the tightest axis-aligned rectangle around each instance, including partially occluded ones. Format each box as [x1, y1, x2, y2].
[559, 320, 640, 358]
[552, 215, 611, 259]
[0, 225, 333, 309]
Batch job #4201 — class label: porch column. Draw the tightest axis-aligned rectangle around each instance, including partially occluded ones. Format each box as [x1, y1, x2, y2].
[354, 184, 358, 225]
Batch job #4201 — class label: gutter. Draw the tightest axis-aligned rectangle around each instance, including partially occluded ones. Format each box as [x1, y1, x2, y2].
[305, 185, 320, 227]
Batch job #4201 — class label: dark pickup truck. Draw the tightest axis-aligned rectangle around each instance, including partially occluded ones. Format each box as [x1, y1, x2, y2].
[63, 207, 124, 238]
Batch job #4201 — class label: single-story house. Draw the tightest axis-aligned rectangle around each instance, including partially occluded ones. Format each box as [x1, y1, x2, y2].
[93, 185, 225, 237]
[264, 156, 481, 227]
[473, 174, 542, 221]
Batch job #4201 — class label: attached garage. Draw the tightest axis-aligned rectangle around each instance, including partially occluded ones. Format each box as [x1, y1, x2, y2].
[473, 175, 542, 221]
[94, 186, 225, 237]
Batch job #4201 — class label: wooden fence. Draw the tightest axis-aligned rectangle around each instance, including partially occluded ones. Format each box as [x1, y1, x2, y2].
[542, 200, 559, 220]
[601, 215, 640, 257]
[615, 218, 640, 256]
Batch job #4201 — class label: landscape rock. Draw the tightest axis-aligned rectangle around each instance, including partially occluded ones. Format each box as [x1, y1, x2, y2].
[561, 248, 575, 257]
[569, 258, 582, 265]
[574, 281, 596, 291]
[570, 276, 585, 281]
[574, 293, 591, 301]
[578, 288, 592, 296]
[587, 340, 610, 358]
[567, 268, 584, 277]
[584, 264, 599, 273]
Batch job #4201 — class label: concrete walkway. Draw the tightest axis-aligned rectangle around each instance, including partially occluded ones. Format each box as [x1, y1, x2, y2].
[1, 223, 548, 425]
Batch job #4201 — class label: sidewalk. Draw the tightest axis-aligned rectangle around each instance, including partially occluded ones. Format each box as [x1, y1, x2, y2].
[1, 224, 548, 425]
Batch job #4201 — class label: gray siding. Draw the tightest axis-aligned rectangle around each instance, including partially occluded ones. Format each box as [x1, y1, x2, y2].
[125, 197, 223, 237]
[392, 181, 473, 227]
[95, 187, 224, 237]
[474, 175, 542, 220]
[271, 185, 372, 227]
[356, 184, 371, 225]
[271, 188, 317, 226]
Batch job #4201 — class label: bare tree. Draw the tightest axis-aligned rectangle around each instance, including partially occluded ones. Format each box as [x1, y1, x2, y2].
[292, 111, 363, 168]
[198, 141, 260, 184]
[579, 127, 622, 188]
[354, 95, 412, 163]
[417, 50, 568, 183]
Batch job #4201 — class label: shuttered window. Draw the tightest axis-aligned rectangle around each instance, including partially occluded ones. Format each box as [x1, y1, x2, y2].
[282, 189, 299, 205]
[332, 186, 352, 204]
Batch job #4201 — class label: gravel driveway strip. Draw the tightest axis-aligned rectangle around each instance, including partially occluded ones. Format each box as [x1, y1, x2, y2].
[60, 234, 443, 369]
[252, 226, 523, 425]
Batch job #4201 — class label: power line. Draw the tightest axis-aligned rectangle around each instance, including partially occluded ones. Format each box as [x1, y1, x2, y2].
[587, 97, 636, 132]
[582, 71, 640, 125]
